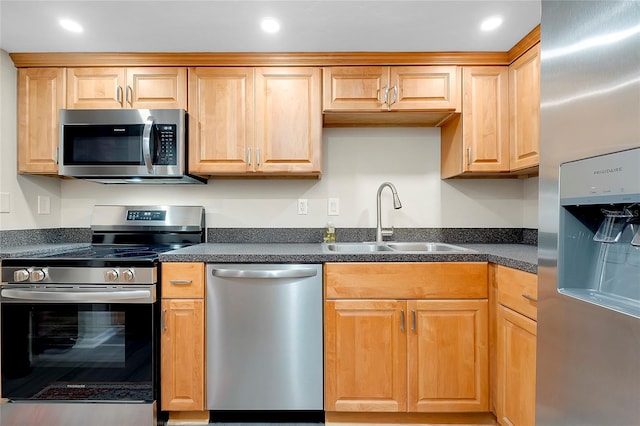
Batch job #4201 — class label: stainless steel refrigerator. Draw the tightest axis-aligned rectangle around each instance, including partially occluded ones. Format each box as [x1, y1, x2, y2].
[537, 1, 640, 425]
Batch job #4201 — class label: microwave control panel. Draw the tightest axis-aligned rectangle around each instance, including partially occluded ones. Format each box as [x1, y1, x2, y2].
[156, 124, 177, 165]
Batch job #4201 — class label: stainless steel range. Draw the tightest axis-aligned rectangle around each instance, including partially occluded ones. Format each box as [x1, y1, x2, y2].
[0, 205, 205, 426]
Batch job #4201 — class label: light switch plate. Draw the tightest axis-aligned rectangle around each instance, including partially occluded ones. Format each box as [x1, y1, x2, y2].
[328, 198, 340, 216]
[297, 198, 308, 215]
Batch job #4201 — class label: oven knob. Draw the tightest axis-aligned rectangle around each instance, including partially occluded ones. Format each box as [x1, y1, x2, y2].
[105, 269, 119, 282]
[29, 269, 46, 282]
[122, 269, 135, 282]
[13, 269, 30, 282]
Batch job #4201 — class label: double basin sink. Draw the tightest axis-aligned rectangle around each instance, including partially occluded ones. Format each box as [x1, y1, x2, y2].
[324, 241, 473, 253]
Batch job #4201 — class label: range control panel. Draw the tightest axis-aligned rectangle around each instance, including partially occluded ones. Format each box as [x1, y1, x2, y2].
[126, 210, 167, 221]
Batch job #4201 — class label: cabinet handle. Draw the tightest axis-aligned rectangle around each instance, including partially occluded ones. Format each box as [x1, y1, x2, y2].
[400, 309, 405, 333]
[116, 85, 123, 105]
[391, 85, 398, 106]
[247, 147, 252, 165]
[379, 85, 389, 106]
[169, 279, 192, 285]
[522, 293, 538, 302]
[467, 147, 472, 165]
[161, 309, 167, 332]
[256, 148, 261, 166]
[411, 310, 416, 332]
[126, 85, 132, 106]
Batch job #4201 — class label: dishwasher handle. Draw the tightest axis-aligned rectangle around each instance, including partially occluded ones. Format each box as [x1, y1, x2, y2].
[211, 267, 318, 279]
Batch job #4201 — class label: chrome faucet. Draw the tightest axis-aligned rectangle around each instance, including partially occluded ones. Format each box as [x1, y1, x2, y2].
[376, 182, 402, 243]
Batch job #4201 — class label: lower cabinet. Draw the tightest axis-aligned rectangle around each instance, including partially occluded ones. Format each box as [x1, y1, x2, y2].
[324, 262, 489, 414]
[494, 264, 537, 426]
[160, 262, 206, 415]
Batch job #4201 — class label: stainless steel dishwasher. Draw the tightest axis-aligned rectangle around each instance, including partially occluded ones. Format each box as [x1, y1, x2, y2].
[206, 264, 323, 411]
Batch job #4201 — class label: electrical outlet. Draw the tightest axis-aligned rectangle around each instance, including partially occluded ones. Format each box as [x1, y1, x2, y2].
[297, 198, 308, 215]
[38, 195, 51, 215]
[328, 198, 340, 216]
[0, 192, 10, 213]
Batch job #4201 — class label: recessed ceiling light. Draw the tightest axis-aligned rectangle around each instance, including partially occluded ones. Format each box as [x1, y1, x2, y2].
[261, 17, 280, 34]
[480, 16, 503, 32]
[59, 18, 83, 33]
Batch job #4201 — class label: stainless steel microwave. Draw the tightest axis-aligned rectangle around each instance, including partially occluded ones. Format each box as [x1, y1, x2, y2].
[58, 109, 205, 184]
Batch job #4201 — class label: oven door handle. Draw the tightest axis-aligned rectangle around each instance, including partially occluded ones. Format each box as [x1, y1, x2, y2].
[0, 288, 155, 304]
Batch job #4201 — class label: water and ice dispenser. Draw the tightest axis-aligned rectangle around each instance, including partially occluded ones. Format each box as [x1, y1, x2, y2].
[558, 148, 640, 318]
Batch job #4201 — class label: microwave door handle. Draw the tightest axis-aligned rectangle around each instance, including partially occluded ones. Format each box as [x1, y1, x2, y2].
[142, 115, 155, 174]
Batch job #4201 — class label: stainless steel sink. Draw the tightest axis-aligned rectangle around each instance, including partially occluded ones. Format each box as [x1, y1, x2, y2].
[324, 242, 393, 252]
[385, 242, 471, 252]
[324, 241, 471, 253]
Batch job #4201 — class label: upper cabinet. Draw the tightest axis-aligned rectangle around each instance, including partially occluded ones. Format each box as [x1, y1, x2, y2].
[323, 66, 458, 111]
[66, 67, 187, 110]
[441, 67, 510, 178]
[188, 67, 254, 174]
[323, 66, 459, 127]
[12, 27, 539, 179]
[441, 44, 540, 178]
[509, 44, 540, 171]
[189, 67, 322, 176]
[17, 68, 66, 174]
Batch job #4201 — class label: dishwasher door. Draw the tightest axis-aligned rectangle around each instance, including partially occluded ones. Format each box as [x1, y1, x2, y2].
[206, 264, 323, 410]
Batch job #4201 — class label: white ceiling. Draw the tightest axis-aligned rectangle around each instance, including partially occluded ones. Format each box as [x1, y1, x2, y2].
[0, 1, 541, 54]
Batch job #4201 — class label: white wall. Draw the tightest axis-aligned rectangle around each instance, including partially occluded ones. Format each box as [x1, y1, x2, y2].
[0, 49, 62, 231]
[523, 177, 539, 229]
[60, 127, 536, 229]
[1, 49, 539, 231]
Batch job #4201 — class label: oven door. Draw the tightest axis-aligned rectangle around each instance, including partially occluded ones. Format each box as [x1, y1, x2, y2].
[0, 285, 157, 402]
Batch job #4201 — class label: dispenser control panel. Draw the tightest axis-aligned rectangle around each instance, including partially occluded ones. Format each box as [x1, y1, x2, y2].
[560, 147, 640, 204]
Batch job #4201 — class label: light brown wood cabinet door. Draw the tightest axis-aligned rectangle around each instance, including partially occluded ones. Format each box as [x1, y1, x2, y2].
[188, 67, 254, 174]
[161, 299, 205, 412]
[67, 67, 186, 109]
[67, 68, 125, 109]
[254, 67, 322, 174]
[17, 68, 66, 174]
[161, 262, 204, 299]
[389, 66, 459, 111]
[325, 300, 407, 412]
[407, 299, 489, 413]
[496, 304, 537, 426]
[323, 66, 389, 111]
[126, 67, 187, 109]
[323, 66, 458, 112]
[462, 66, 510, 172]
[509, 44, 540, 171]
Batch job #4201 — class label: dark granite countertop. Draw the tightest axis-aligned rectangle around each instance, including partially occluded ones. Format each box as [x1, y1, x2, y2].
[0, 243, 90, 260]
[1, 241, 537, 274]
[159, 242, 538, 274]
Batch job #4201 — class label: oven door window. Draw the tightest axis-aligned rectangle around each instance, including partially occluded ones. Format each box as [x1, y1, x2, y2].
[1, 303, 155, 401]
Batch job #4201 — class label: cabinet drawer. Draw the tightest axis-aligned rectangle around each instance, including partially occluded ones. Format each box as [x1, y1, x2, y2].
[161, 262, 204, 299]
[325, 262, 487, 299]
[495, 265, 537, 320]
